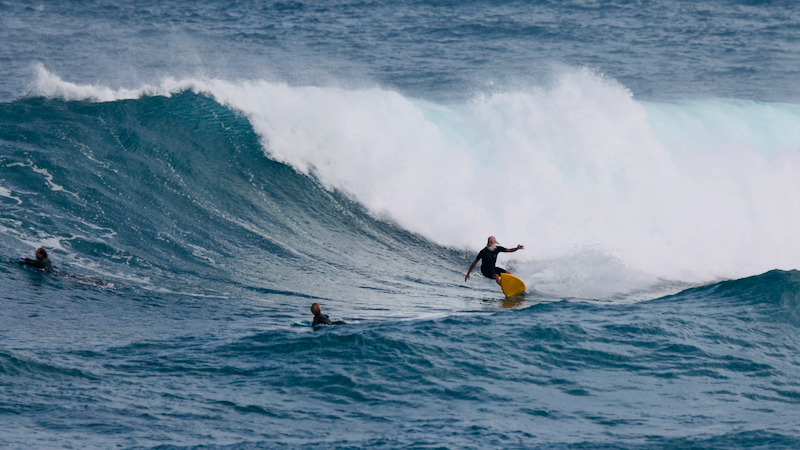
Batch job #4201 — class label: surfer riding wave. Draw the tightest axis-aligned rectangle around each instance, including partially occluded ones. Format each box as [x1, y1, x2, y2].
[464, 236, 524, 286]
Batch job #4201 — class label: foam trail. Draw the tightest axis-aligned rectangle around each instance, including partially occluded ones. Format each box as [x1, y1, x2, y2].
[0, 185, 22, 204]
[26, 66, 800, 291]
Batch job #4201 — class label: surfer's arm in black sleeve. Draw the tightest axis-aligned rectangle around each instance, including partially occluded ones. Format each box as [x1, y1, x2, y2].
[19, 256, 52, 272]
[465, 253, 482, 281]
[503, 245, 524, 252]
[19, 256, 38, 267]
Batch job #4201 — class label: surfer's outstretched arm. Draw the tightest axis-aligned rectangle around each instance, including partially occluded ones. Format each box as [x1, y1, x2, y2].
[465, 256, 480, 281]
[504, 245, 524, 253]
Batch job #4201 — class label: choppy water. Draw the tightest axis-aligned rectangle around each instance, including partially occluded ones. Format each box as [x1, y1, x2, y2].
[3, 1, 800, 448]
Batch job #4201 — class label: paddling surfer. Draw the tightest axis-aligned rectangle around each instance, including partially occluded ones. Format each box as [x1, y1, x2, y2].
[311, 303, 347, 326]
[14, 247, 108, 286]
[464, 236, 523, 286]
[18, 247, 52, 273]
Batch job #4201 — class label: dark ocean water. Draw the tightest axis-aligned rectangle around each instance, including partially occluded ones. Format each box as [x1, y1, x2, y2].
[3, 1, 800, 448]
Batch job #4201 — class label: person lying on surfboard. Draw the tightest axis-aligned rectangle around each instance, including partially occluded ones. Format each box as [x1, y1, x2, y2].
[311, 303, 347, 326]
[11, 246, 110, 286]
[464, 236, 523, 286]
[17, 247, 53, 273]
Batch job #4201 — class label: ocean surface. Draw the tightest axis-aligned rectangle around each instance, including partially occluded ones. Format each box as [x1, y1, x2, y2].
[3, 1, 800, 448]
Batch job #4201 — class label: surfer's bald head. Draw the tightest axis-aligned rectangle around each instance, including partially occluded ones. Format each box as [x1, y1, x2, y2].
[487, 236, 496, 245]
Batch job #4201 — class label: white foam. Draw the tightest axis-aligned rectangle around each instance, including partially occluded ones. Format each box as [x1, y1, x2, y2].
[17, 235, 68, 255]
[27, 66, 800, 298]
[0, 185, 22, 204]
[26, 63, 194, 102]
[6, 162, 80, 198]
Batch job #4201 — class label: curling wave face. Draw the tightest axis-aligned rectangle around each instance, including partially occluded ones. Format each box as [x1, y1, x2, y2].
[0, 89, 481, 315]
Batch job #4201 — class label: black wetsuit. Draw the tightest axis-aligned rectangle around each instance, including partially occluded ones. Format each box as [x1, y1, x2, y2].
[476, 245, 507, 279]
[20, 256, 52, 273]
[312, 313, 346, 326]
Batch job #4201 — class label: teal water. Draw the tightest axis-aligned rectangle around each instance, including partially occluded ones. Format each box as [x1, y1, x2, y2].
[3, 1, 800, 448]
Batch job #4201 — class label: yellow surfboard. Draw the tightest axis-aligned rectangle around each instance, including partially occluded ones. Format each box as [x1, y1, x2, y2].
[500, 273, 526, 297]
